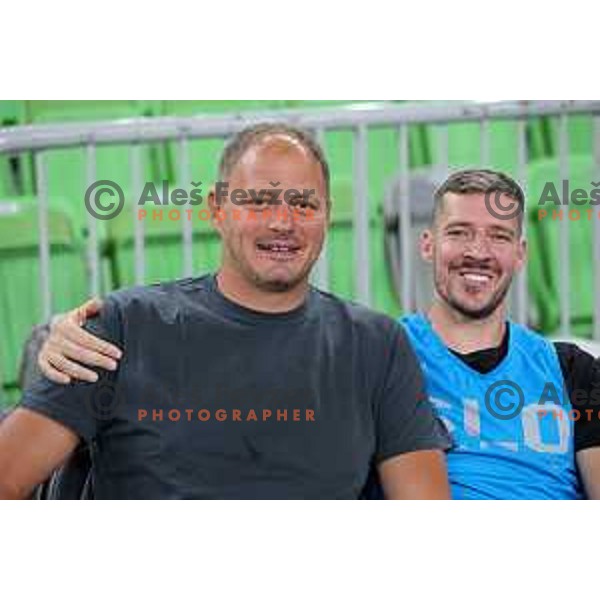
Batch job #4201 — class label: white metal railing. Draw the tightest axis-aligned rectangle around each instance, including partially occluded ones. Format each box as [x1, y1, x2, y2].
[0, 100, 599, 337]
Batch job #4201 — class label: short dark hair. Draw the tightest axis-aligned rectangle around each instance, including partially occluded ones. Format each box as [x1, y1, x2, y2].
[433, 168, 525, 232]
[218, 122, 330, 201]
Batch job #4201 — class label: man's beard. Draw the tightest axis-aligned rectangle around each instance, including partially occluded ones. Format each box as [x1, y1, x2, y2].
[435, 261, 513, 320]
[239, 254, 312, 294]
[251, 274, 299, 292]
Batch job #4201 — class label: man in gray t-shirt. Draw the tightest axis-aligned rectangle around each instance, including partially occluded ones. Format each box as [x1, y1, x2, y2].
[0, 123, 449, 499]
[19, 275, 445, 499]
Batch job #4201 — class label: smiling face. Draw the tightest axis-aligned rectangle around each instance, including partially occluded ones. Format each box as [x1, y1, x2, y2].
[421, 191, 526, 320]
[210, 133, 329, 295]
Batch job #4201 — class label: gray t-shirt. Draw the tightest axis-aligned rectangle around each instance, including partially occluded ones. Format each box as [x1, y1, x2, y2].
[21, 275, 447, 499]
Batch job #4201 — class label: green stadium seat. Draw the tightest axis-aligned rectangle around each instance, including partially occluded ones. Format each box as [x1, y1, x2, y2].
[423, 104, 553, 170]
[288, 103, 424, 316]
[0, 101, 26, 124]
[546, 114, 593, 157]
[427, 118, 521, 173]
[527, 117, 552, 160]
[0, 154, 11, 198]
[160, 101, 290, 187]
[25, 100, 157, 122]
[0, 100, 32, 197]
[526, 155, 598, 336]
[107, 200, 221, 287]
[522, 201, 548, 331]
[25, 101, 160, 237]
[326, 178, 400, 316]
[288, 104, 421, 313]
[0, 197, 89, 403]
[289, 101, 429, 197]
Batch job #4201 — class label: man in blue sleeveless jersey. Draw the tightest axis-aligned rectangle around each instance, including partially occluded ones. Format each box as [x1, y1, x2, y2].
[400, 169, 600, 498]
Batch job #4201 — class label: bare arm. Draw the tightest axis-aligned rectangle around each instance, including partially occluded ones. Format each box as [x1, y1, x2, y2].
[378, 449, 451, 499]
[0, 408, 80, 499]
[577, 448, 600, 499]
[38, 298, 122, 384]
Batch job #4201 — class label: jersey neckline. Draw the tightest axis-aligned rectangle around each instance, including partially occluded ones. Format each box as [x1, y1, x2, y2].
[412, 313, 515, 380]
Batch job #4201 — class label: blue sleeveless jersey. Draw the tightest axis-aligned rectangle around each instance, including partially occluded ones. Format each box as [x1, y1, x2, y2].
[401, 314, 582, 499]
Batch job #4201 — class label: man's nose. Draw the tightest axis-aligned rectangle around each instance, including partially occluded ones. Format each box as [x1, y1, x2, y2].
[267, 205, 295, 233]
[463, 232, 492, 259]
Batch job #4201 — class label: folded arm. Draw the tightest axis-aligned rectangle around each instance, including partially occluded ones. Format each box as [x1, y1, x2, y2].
[378, 449, 450, 499]
[0, 408, 80, 499]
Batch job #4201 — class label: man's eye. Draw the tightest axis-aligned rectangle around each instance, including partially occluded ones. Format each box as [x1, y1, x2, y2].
[490, 231, 512, 242]
[290, 198, 319, 211]
[493, 234, 511, 242]
[447, 229, 467, 237]
[287, 198, 305, 209]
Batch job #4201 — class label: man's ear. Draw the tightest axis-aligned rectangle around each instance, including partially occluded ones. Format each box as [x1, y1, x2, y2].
[420, 228, 434, 263]
[515, 237, 527, 272]
[324, 195, 332, 228]
[207, 187, 225, 233]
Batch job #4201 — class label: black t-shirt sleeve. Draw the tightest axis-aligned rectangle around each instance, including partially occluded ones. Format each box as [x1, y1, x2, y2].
[19, 296, 123, 443]
[374, 325, 451, 463]
[555, 342, 600, 452]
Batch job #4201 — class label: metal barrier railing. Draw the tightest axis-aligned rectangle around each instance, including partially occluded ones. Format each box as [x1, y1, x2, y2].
[1, 100, 599, 337]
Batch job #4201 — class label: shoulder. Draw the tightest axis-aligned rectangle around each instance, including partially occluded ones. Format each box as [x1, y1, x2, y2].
[509, 322, 561, 364]
[88, 276, 213, 339]
[552, 342, 600, 451]
[104, 276, 212, 318]
[554, 340, 597, 368]
[510, 322, 552, 349]
[553, 340, 599, 388]
[107, 276, 211, 308]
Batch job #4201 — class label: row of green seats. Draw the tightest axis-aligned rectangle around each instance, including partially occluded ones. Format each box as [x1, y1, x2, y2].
[2, 101, 593, 243]
[2, 101, 594, 193]
[0, 101, 305, 238]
